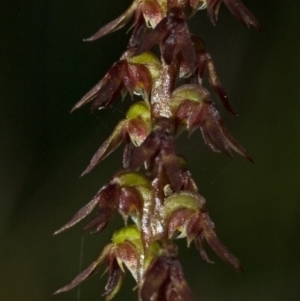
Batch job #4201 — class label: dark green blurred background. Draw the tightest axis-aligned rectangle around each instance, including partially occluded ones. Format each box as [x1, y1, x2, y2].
[1, 1, 299, 300]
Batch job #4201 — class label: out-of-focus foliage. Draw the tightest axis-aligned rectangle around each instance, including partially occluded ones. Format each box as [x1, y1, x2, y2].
[1, 0, 300, 300]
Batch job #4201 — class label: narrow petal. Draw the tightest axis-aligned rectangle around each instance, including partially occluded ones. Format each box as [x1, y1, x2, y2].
[54, 195, 99, 235]
[161, 33, 178, 65]
[102, 259, 123, 298]
[123, 140, 135, 169]
[129, 131, 161, 170]
[206, 0, 222, 25]
[141, 257, 169, 301]
[71, 61, 126, 112]
[54, 244, 113, 294]
[104, 273, 124, 301]
[175, 22, 196, 72]
[202, 212, 243, 272]
[202, 104, 253, 161]
[195, 234, 215, 264]
[200, 124, 222, 153]
[161, 136, 182, 191]
[71, 80, 104, 112]
[84, 206, 114, 234]
[136, 17, 169, 55]
[223, 0, 260, 30]
[90, 61, 126, 110]
[128, 14, 147, 48]
[81, 120, 127, 176]
[170, 260, 196, 301]
[205, 53, 237, 115]
[83, 2, 138, 41]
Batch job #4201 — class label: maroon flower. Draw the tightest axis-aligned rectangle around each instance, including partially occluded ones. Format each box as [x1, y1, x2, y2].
[164, 191, 242, 271]
[129, 117, 183, 191]
[71, 51, 152, 112]
[54, 171, 150, 235]
[54, 226, 140, 299]
[179, 36, 237, 115]
[136, 7, 196, 71]
[197, 0, 260, 29]
[141, 245, 196, 301]
[56, 0, 260, 299]
[171, 84, 253, 161]
[81, 101, 151, 175]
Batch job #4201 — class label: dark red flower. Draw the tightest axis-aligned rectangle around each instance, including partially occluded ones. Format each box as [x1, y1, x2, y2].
[129, 117, 183, 191]
[71, 53, 153, 112]
[55, 226, 141, 298]
[164, 191, 242, 271]
[198, 0, 260, 29]
[179, 36, 237, 115]
[54, 171, 151, 235]
[81, 101, 151, 175]
[141, 244, 196, 301]
[171, 84, 253, 161]
[136, 7, 196, 71]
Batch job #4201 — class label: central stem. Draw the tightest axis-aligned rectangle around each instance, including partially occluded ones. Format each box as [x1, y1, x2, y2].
[151, 59, 176, 119]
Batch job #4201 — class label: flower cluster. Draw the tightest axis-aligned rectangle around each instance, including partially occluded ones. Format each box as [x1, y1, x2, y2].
[55, 0, 258, 300]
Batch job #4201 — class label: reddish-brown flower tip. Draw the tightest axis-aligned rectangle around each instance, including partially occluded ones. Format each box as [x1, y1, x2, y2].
[54, 243, 113, 295]
[199, 103, 253, 162]
[178, 36, 237, 116]
[54, 184, 118, 235]
[83, 184, 120, 234]
[81, 102, 151, 176]
[81, 120, 127, 176]
[128, 13, 147, 48]
[136, 7, 195, 71]
[162, 191, 242, 271]
[71, 60, 126, 112]
[102, 252, 124, 299]
[141, 254, 196, 301]
[71, 54, 154, 113]
[83, 2, 138, 42]
[223, 0, 260, 30]
[53, 197, 99, 235]
[171, 84, 252, 161]
[55, 226, 142, 297]
[205, 0, 260, 30]
[199, 212, 243, 272]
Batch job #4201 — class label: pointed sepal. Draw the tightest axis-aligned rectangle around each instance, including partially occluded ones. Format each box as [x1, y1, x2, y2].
[84, 2, 138, 42]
